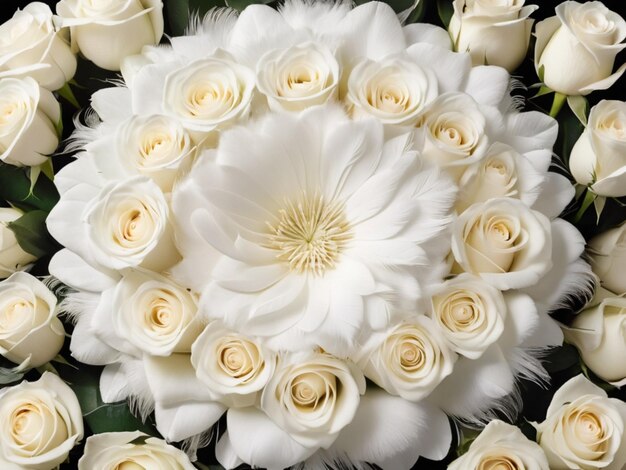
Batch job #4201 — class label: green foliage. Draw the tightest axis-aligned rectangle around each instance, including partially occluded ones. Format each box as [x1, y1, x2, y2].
[0, 164, 59, 213]
[7, 210, 57, 258]
[436, 0, 454, 27]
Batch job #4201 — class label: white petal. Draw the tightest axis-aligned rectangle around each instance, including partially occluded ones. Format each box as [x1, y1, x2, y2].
[91, 86, 132, 122]
[100, 363, 130, 403]
[215, 431, 244, 470]
[464, 66, 510, 107]
[532, 172, 575, 219]
[155, 401, 225, 442]
[49, 249, 118, 292]
[404, 23, 452, 50]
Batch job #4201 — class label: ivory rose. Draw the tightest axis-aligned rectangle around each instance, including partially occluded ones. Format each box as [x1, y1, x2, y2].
[55, 0, 164, 71]
[0, 77, 60, 167]
[587, 221, 626, 294]
[346, 54, 438, 126]
[78, 431, 195, 470]
[261, 351, 365, 449]
[449, 419, 549, 470]
[83, 176, 179, 272]
[0, 372, 83, 469]
[535, 374, 626, 469]
[191, 322, 275, 408]
[570, 100, 626, 197]
[430, 274, 505, 359]
[0, 272, 64, 368]
[451, 198, 553, 290]
[0, 208, 37, 279]
[564, 288, 626, 384]
[535, 1, 626, 96]
[361, 316, 456, 401]
[256, 42, 339, 112]
[0, 2, 76, 91]
[449, 0, 538, 72]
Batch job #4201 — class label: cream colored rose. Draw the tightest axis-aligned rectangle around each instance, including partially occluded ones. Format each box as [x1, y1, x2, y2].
[419, 92, 489, 177]
[346, 54, 438, 126]
[163, 54, 255, 138]
[0, 372, 83, 469]
[451, 198, 553, 290]
[564, 288, 626, 383]
[261, 351, 365, 448]
[535, 374, 626, 470]
[84, 176, 179, 272]
[0, 77, 60, 167]
[56, 0, 164, 71]
[449, 0, 537, 72]
[116, 114, 194, 192]
[0, 208, 37, 279]
[535, 1, 626, 96]
[78, 431, 195, 470]
[191, 322, 275, 407]
[361, 316, 456, 401]
[588, 222, 626, 294]
[0, 272, 64, 368]
[570, 100, 626, 197]
[449, 419, 549, 470]
[109, 270, 202, 356]
[456, 142, 544, 212]
[430, 274, 505, 359]
[0, 3, 76, 91]
[256, 42, 339, 112]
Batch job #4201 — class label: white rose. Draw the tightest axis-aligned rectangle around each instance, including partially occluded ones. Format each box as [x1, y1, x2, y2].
[0, 372, 83, 470]
[535, 1, 626, 96]
[0, 208, 37, 279]
[451, 198, 553, 290]
[430, 274, 505, 359]
[456, 142, 545, 213]
[449, 0, 538, 72]
[56, 0, 164, 71]
[107, 270, 202, 356]
[346, 54, 438, 126]
[588, 222, 626, 294]
[0, 77, 60, 167]
[163, 54, 255, 139]
[564, 288, 626, 383]
[418, 92, 489, 177]
[0, 272, 64, 368]
[84, 176, 179, 272]
[191, 322, 275, 408]
[261, 351, 365, 449]
[570, 100, 626, 197]
[361, 316, 456, 402]
[256, 42, 339, 112]
[535, 374, 626, 470]
[116, 114, 194, 192]
[448, 419, 549, 470]
[78, 431, 195, 470]
[0, 3, 76, 91]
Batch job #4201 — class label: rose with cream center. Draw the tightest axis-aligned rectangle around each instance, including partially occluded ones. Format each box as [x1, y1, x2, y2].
[346, 55, 438, 126]
[77, 431, 195, 469]
[84, 176, 179, 272]
[115, 114, 193, 192]
[261, 351, 365, 449]
[0, 272, 65, 368]
[256, 42, 339, 112]
[163, 54, 255, 138]
[191, 322, 275, 407]
[430, 274, 505, 359]
[0, 373, 83, 469]
[451, 198, 553, 290]
[535, 374, 626, 470]
[361, 316, 456, 401]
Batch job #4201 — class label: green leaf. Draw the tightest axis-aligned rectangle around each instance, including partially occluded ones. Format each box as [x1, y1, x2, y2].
[573, 189, 597, 224]
[165, 0, 190, 36]
[549, 92, 567, 118]
[437, 0, 454, 27]
[531, 85, 553, 99]
[567, 95, 589, 126]
[0, 163, 59, 212]
[7, 210, 56, 258]
[537, 64, 545, 83]
[56, 82, 80, 109]
[593, 196, 606, 224]
[225, 0, 271, 11]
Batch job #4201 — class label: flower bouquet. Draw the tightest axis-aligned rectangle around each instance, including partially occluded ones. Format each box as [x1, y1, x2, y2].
[0, 0, 625, 468]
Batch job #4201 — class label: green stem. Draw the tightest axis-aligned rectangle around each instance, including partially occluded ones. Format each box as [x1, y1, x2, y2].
[550, 92, 567, 118]
[574, 189, 596, 223]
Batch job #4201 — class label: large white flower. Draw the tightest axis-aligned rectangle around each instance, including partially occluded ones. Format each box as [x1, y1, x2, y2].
[172, 105, 456, 356]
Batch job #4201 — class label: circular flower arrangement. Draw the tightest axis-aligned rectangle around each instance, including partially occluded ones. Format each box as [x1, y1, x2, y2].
[44, 1, 593, 468]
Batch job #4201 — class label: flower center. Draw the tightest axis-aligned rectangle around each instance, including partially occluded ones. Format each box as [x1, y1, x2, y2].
[265, 193, 352, 276]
